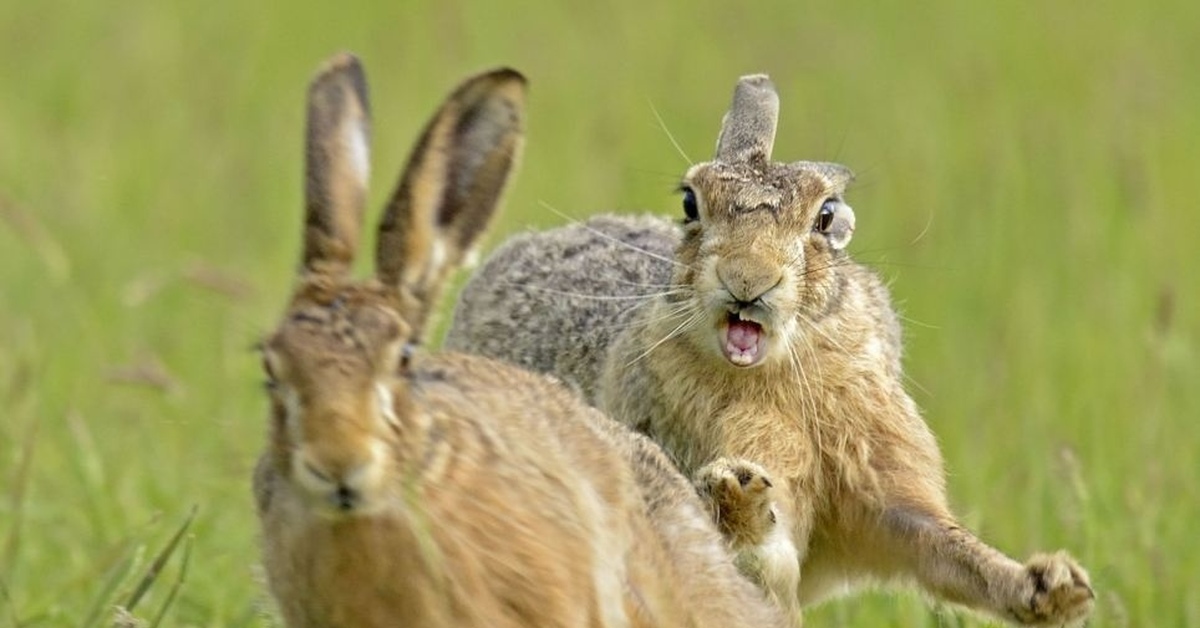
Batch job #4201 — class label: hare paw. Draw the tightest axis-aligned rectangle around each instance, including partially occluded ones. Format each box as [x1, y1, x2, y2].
[1012, 551, 1095, 625]
[693, 457, 777, 548]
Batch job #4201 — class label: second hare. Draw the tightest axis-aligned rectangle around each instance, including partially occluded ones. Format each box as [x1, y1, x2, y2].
[446, 75, 1094, 625]
[252, 55, 788, 628]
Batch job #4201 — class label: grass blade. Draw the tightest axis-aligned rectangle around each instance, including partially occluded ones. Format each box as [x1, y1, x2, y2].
[123, 506, 198, 613]
[0, 575, 20, 627]
[1, 420, 38, 577]
[148, 534, 193, 628]
[81, 540, 139, 628]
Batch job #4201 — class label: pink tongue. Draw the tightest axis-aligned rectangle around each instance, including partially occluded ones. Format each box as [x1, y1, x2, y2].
[725, 319, 763, 366]
[728, 320, 761, 351]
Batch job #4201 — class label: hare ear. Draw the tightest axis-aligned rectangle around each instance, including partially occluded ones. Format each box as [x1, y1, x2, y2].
[714, 74, 778, 165]
[796, 161, 856, 190]
[302, 53, 371, 279]
[375, 68, 526, 341]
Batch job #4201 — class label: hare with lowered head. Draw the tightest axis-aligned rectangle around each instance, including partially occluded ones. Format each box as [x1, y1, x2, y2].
[251, 54, 790, 628]
[446, 75, 1095, 625]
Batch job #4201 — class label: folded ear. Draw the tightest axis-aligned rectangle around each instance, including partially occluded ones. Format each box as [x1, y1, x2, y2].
[793, 161, 856, 190]
[375, 68, 526, 342]
[715, 74, 778, 165]
[302, 52, 371, 279]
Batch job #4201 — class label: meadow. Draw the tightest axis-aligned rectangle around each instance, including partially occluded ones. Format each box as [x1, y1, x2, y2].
[1, 0, 1196, 625]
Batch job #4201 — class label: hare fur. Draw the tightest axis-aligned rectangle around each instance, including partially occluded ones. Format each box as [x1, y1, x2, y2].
[445, 75, 1094, 625]
[252, 54, 788, 628]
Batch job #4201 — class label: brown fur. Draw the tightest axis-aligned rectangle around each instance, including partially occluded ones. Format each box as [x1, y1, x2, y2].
[253, 54, 787, 628]
[446, 75, 1094, 625]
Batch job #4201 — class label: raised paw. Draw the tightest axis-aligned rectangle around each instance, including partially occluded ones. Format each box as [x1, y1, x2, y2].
[1012, 551, 1095, 625]
[693, 457, 777, 549]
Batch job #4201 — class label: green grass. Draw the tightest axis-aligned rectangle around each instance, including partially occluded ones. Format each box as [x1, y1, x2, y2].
[1, 0, 1196, 625]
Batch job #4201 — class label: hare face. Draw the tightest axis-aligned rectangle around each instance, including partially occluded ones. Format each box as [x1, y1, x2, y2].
[676, 160, 855, 368]
[261, 283, 409, 517]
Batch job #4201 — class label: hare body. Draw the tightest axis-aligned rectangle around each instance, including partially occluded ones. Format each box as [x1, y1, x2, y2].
[255, 339, 781, 628]
[253, 55, 787, 628]
[446, 76, 1093, 625]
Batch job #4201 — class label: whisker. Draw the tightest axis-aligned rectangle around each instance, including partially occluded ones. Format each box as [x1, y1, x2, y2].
[620, 298, 697, 333]
[903, 371, 932, 397]
[854, 258, 946, 272]
[791, 309, 855, 358]
[647, 98, 693, 167]
[625, 307, 703, 367]
[789, 319, 841, 469]
[897, 314, 940, 330]
[787, 323, 821, 427]
[595, 298, 694, 333]
[607, 276, 680, 290]
[539, 201, 696, 272]
[908, 208, 935, 247]
[497, 281, 687, 302]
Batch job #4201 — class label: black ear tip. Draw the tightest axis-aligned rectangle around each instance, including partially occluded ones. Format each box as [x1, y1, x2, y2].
[454, 68, 528, 122]
[475, 67, 529, 93]
[311, 52, 366, 89]
[484, 66, 528, 85]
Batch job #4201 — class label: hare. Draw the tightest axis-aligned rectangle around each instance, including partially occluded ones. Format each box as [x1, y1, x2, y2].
[251, 53, 790, 628]
[445, 75, 1095, 625]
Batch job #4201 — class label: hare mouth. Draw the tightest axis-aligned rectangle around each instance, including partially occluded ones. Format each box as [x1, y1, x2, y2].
[723, 313, 766, 367]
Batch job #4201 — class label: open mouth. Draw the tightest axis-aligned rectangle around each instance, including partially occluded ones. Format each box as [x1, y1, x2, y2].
[722, 312, 766, 367]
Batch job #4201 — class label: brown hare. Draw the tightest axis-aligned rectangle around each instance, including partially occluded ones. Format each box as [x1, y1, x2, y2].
[251, 54, 789, 628]
[446, 74, 1095, 625]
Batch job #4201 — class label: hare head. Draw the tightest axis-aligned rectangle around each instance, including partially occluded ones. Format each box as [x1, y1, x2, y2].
[674, 75, 857, 368]
[259, 53, 525, 517]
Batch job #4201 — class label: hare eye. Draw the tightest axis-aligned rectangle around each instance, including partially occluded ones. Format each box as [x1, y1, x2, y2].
[399, 343, 416, 372]
[261, 353, 280, 389]
[681, 187, 699, 223]
[815, 199, 837, 233]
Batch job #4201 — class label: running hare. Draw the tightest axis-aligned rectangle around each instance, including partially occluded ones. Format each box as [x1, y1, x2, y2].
[251, 54, 788, 628]
[446, 75, 1094, 625]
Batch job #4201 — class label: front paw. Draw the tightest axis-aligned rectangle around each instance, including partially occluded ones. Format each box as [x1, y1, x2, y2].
[1012, 551, 1095, 625]
[693, 457, 777, 549]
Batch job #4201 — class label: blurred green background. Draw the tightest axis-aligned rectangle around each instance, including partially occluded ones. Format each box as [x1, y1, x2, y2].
[1, 0, 1196, 625]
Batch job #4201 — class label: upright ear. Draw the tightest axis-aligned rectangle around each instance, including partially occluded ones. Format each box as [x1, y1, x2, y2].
[714, 74, 779, 165]
[375, 68, 526, 342]
[302, 52, 371, 279]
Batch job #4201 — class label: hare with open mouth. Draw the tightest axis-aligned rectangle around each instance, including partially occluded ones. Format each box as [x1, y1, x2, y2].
[252, 54, 789, 628]
[446, 75, 1094, 625]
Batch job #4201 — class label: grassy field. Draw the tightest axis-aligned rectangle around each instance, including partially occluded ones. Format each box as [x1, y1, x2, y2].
[1, 0, 1196, 625]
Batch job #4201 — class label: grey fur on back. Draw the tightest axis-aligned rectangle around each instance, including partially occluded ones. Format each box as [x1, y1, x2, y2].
[443, 72, 1097, 626]
[445, 214, 677, 402]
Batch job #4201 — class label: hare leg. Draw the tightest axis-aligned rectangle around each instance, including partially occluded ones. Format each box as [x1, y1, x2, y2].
[695, 457, 802, 620]
[880, 505, 1094, 625]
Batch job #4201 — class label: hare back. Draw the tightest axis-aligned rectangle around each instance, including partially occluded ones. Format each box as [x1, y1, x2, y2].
[259, 351, 785, 627]
[445, 214, 679, 403]
[414, 353, 788, 627]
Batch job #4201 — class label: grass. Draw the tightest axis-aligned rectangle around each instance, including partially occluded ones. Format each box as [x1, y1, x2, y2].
[1, 0, 1196, 625]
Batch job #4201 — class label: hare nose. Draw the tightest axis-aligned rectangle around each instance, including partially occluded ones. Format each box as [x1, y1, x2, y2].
[295, 445, 384, 511]
[716, 259, 781, 304]
[334, 484, 359, 511]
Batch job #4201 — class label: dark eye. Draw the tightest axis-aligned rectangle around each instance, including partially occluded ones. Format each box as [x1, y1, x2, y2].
[815, 199, 837, 233]
[261, 353, 279, 389]
[399, 343, 416, 372]
[681, 187, 699, 223]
